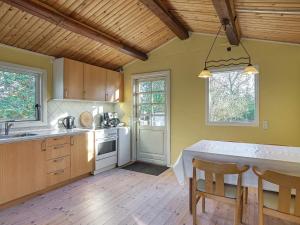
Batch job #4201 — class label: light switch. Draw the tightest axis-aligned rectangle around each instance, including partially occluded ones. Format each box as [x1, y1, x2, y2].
[263, 120, 269, 130]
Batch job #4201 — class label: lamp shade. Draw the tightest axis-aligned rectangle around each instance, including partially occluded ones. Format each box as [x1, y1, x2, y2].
[244, 64, 258, 75]
[198, 68, 212, 78]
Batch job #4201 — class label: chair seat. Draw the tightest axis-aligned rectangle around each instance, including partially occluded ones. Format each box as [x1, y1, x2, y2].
[197, 179, 237, 199]
[263, 191, 296, 214]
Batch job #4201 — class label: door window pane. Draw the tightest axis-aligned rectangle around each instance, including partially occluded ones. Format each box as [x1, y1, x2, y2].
[138, 81, 151, 93]
[152, 116, 165, 126]
[136, 79, 166, 127]
[152, 104, 164, 114]
[139, 104, 151, 114]
[152, 80, 165, 91]
[139, 115, 150, 126]
[152, 93, 165, 104]
[138, 93, 151, 104]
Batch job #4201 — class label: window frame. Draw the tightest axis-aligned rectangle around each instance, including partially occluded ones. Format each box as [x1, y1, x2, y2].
[0, 61, 47, 128]
[205, 65, 259, 127]
[135, 77, 166, 127]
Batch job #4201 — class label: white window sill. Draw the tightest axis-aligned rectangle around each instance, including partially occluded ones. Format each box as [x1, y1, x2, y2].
[206, 121, 259, 127]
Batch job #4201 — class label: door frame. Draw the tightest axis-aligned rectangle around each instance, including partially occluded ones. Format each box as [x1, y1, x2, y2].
[131, 70, 171, 166]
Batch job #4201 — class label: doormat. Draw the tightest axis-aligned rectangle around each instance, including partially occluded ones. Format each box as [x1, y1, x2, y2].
[121, 161, 168, 176]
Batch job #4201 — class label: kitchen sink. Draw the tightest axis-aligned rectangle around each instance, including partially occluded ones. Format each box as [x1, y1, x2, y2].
[0, 133, 38, 139]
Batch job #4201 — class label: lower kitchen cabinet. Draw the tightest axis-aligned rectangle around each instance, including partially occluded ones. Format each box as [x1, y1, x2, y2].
[70, 132, 94, 178]
[0, 132, 95, 206]
[0, 140, 46, 205]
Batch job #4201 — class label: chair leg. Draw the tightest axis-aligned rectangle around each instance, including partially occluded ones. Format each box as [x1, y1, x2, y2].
[239, 196, 244, 223]
[258, 204, 264, 225]
[234, 199, 241, 225]
[192, 192, 197, 225]
[202, 196, 205, 213]
[189, 178, 192, 214]
[244, 187, 248, 204]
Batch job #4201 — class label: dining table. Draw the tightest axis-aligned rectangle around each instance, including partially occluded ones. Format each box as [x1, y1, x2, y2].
[173, 140, 300, 212]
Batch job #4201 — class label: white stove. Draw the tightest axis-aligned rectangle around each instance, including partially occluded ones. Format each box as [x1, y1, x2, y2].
[93, 128, 118, 174]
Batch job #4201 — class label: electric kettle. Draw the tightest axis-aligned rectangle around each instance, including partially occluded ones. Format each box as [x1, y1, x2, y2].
[62, 116, 75, 129]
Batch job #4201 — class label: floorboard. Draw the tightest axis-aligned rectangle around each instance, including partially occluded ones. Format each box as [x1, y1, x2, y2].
[0, 168, 297, 225]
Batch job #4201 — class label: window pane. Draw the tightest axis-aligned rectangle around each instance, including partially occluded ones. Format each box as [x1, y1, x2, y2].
[152, 80, 165, 91]
[152, 104, 165, 114]
[208, 69, 257, 124]
[138, 93, 151, 104]
[152, 116, 165, 126]
[0, 70, 37, 121]
[138, 104, 151, 115]
[139, 115, 150, 126]
[152, 93, 165, 103]
[138, 81, 151, 93]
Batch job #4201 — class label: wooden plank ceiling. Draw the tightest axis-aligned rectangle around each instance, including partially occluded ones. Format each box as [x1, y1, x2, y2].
[0, 0, 299, 70]
[162, 0, 300, 44]
[0, 0, 175, 69]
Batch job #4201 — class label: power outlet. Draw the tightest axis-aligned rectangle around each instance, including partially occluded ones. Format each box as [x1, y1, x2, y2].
[263, 120, 269, 130]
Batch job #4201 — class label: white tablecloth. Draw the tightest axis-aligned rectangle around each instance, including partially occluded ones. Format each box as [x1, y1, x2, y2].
[173, 140, 300, 191]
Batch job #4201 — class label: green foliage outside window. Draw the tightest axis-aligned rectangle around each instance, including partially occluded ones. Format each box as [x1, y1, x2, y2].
[0, 70, 37, 122]
[208, 69, 257, 124]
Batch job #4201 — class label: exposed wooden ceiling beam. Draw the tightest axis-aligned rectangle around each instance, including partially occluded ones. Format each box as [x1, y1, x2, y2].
[1, 0, 148, 61]
[212, 0, 241, 45]
[139, 0, 189, 40]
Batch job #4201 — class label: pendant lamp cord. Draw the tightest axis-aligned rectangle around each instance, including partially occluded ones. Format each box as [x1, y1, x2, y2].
[240, 41, 251, 64]
[205, 24, 223, 68]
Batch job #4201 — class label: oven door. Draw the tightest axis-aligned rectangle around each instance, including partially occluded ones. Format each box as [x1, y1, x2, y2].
[95, 137, 117, 160]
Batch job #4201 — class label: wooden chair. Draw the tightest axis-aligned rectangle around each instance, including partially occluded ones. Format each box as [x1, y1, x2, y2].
[253, 167, 300, 225]
[192, 158, 249, 225]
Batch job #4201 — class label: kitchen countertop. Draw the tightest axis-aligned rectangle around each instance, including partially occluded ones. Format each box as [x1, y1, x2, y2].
[0, 128, 92, 144]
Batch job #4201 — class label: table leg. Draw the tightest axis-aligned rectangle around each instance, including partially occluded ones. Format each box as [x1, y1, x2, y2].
[189, 177, 192, 214]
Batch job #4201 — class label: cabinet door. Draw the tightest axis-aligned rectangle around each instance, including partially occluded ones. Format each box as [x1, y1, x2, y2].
[0, 140, 46, 204]
[70, 133, 94, 178]
[83, 64, 107, 101]
[106, 70, 124, 102]
[64, 58, 84, 99]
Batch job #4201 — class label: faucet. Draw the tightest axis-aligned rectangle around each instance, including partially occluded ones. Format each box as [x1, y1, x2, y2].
[4, 121, 14, 135]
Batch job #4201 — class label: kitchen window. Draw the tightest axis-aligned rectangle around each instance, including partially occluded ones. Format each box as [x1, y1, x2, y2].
[206, 66, 259, 126]
[0, 61, 47, 127]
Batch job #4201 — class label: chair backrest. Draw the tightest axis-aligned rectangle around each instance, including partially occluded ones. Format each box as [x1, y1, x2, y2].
[253, 167, 300, 216]
[192, 158, 249, 197]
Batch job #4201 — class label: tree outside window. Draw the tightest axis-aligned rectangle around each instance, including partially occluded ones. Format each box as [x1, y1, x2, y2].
[207, 67, 259, 126]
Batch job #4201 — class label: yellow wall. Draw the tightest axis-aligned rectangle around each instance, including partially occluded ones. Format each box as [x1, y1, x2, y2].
[121, 33, 300, 164]
[0, 44, 53, 99]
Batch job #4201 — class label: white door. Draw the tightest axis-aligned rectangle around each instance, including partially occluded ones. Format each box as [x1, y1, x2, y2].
[133, 73, 170, 166]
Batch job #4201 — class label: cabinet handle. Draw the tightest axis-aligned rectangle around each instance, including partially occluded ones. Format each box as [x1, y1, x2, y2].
[64, 89, 68, 98]
[41, 140, 46, 151]
[70, 136, 75, 145]
[53, 145, 65, 149]
[53, 169, 64, 175]
[53, 158, 64, 163]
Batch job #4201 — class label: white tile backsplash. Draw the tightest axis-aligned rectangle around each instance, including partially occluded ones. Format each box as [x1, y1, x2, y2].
[47, 100, 115, 129]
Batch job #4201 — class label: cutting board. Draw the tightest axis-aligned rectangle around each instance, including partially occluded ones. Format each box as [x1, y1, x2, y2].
[79, 111, 93, 128]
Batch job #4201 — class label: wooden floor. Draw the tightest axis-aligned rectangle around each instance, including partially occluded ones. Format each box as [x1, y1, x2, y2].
[0, 169, 297, 225]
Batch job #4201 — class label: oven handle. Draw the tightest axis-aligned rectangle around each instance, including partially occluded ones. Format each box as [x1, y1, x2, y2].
[96, 137, 117, 143]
